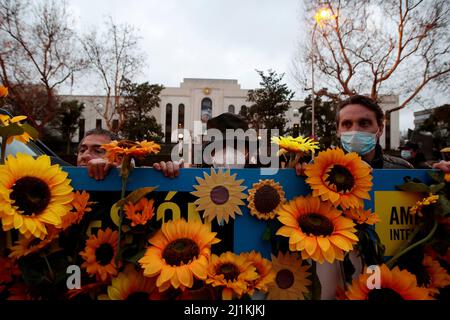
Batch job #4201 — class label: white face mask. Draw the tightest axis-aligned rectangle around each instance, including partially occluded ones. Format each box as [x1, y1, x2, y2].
[212, 146, 246, 169]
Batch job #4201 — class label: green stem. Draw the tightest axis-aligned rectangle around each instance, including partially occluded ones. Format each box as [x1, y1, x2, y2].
[115, 173, 128, 266]
[339, 260, 348, 291]
[386, 220, 438, 268]
[288, 153, 301, 168]
[43, 254, 55, 282]
[1, 140, 6, 164]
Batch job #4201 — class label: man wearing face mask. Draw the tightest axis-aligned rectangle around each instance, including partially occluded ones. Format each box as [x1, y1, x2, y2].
[336, 95, 413, 169]
[400, 142, 431, 169]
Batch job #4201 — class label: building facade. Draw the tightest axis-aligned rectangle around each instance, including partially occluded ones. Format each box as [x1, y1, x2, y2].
[61, 78, 401, 154]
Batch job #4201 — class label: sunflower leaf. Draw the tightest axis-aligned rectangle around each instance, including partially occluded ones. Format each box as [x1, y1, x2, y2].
[262, 226, 272, 241]
[429, 183, 445, 194]
[124, 249, 146, 264]
[21, 123, 39, 140]
[0, 122, 24, 138]
[116, 186, 159, 207]
[428, 170, 444, 183]
[395, 181, 430, 193]
[438, 195, 450, 216]
[343, 254, 356, 283]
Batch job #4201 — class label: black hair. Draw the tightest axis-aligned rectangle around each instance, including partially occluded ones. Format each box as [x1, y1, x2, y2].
[336, 95, 385, 128]
[83, 128, 119, 141]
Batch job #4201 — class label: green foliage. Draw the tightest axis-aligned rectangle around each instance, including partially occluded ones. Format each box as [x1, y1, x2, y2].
[298, 95, 339, 149]
[53, 100, 85, 155]
[239, 70, 294, 135]
[417, 104, 450, 152]
[119, 79, 164, 142]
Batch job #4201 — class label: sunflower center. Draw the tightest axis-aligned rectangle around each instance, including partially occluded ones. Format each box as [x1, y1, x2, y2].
[95, 243, 115, 266]
[325, 165, 355, 193]
[254, 185, 281, 213]
[162, 238, 200, 266]
[210, 186, 230, 205]
[10, 176, 51, 216]
[367, 288, 404, 301]
[218, 263, 240, 281]
[298, 213, 334, 236]
[275, 269, 295, 289]
[126, 292, 149, 301]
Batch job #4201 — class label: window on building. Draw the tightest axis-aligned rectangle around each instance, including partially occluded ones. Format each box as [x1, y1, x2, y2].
[228, 105, 235, 114]
[112, 119, 119, 132]
[241, 105, 247, 113]
[166, 103, 173, 143]
[178, 104, 185, 128]
[96, 119, 102, 129]
[201, 98, 212, 124]
[78, 119, 85, 142]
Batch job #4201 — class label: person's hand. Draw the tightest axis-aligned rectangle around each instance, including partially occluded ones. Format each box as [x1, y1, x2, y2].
[87, 158, 115, 181]
[153, 159, 184, 178]
[295, 162, 308, 176]
[432, 160, 450, 173]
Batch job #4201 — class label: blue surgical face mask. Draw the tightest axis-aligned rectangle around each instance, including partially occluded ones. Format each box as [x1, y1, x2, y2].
[340, 131, 377, 155]
[401, 150, 413, 160]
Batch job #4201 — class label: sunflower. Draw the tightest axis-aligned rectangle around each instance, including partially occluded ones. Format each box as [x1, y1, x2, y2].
[80, 228, 120, 282]
[58, 191, 94, 230]
[0, 153, 74, 239]
[247, 179, 286, 221]
[124, 197, 155, 227]
[205, 251, 259, 300]
[271, 136, 319, 157]
[242, 251, 275, 294]
[410, 194, 439, 216]
[101, 264, 157, 300]
[445, 173, 450, 183]
[343, 208, 380, 225]
[276, 195, 358, 263]
[9, 231, 58, 259]
[0, 114, 33, 145]
[266, 252, 311, 300]
[139, 219, 220, 292]
[422, 255, 450, 295]
[191, 169, 247, 224]
[346, 264, 433, 300]
[305, 148, 373, 209]
[101, 140, 161, 163]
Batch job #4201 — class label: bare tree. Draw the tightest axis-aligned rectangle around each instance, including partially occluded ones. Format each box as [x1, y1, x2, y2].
[81, 17, 146, 132]
[292, 0, 450, 149]
[0, 0, 85, 136]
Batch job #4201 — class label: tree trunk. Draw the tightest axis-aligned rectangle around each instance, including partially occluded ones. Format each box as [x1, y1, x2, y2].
[385, 111, 391, 151]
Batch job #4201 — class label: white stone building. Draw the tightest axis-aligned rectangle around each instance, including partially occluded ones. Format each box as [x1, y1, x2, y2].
[60, 78, 400, 152]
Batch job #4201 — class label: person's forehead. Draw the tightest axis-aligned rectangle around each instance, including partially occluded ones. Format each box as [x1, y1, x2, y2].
[81, 134, 111, 146]
[339, 104, 377, 121]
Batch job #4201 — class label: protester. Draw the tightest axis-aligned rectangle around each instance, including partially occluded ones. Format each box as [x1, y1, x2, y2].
[400, 141, 431, 169]
[153, 113, 256, 177]
[77, 128, 120, 180]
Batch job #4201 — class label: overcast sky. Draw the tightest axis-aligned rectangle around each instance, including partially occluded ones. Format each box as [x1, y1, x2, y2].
[65, 0, 441, 132]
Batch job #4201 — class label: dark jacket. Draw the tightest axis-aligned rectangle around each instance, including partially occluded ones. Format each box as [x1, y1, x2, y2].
[370, 144, 414, 169]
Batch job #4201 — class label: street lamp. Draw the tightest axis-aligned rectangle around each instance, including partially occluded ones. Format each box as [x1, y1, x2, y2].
[310, 7, 334, 140]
